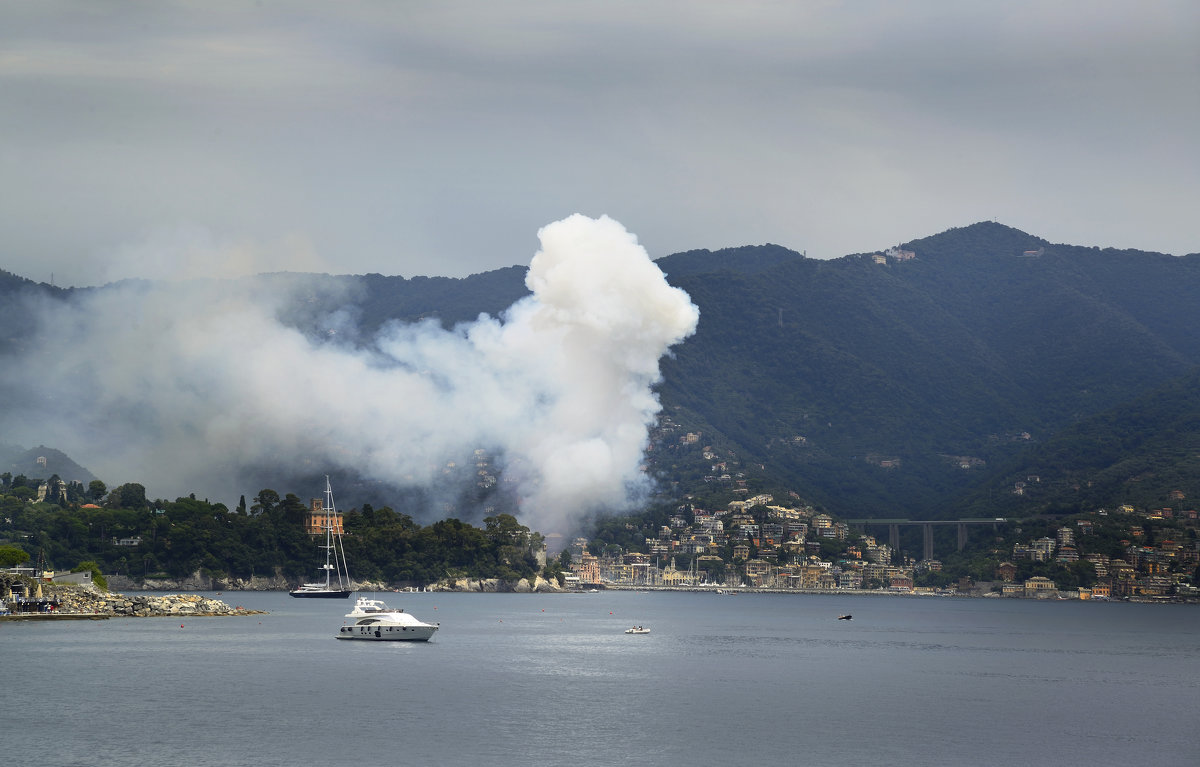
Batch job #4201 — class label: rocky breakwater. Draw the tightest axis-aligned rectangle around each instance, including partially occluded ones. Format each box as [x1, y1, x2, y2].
[432, 575, 564, 593]
[105, 571, 290, 592]
[54, 588, 265, 618]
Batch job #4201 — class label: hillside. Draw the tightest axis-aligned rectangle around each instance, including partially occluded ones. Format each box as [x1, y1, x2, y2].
[2, 222, 1198, 521]
[960, 368, 1200, 517]
[2, 445, 96, 485]
[653, 222, 1200, 518]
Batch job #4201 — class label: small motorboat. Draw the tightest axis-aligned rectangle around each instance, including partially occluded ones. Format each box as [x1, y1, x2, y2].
[625, 626, 651, 634]
[837, 614, 853, 621]
[336, 597, 439, 641]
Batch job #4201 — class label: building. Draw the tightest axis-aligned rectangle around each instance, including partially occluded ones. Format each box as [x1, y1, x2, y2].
[660, 560, 690, 586]
[995, 562, 1017, 582]
[1055, 546, 1079, 564]
[744, 558, 772, 586]
[574, 554, 601, 584]
[1024, 576, 1057, 598]
[305, 497, 343, 536]
[1056, 526, 1075, 547]
[889, 575, 913, 592]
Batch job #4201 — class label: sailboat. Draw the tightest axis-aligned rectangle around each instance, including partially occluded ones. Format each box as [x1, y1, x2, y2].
[290, 477, 353, 598]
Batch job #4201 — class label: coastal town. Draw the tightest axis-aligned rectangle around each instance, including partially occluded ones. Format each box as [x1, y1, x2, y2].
[560, 493, 1200, 602]
[3, 447, 1198, 606]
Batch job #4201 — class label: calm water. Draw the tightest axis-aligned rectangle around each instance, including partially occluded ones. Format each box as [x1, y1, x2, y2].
[3, 591, 1198, 766]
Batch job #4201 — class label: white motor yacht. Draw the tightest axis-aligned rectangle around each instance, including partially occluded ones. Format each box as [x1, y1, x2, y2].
[336, 597, 439, 642]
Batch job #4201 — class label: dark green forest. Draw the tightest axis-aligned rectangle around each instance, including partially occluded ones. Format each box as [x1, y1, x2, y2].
[0, 473, 557, 587]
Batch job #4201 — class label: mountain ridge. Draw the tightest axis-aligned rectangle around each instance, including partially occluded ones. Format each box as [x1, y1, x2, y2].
[2, 221, 1197, 519]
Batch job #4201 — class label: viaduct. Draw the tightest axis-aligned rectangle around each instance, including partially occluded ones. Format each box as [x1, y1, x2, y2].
[844, 518, 1006, 561]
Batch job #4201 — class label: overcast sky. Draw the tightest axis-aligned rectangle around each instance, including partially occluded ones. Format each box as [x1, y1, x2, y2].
[2, 1, 1197, 287]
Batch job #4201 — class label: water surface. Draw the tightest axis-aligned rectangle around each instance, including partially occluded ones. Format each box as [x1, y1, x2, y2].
[4, 591, 1197, 766]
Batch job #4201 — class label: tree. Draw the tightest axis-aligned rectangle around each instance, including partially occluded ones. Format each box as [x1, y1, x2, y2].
[279, 493, 308, 525]
[88, 480, 107, 502]
[484, 513, 530, 546]
[914, 570, 953, 588]
[42, 474, 66, 505]
[108, 483, 148, 509]
[251, 489, 279, 516]
[8, 485, 34, 501]
[0, 544, 30, 567]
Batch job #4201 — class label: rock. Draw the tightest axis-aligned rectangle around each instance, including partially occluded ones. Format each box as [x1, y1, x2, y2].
[41, 584, 265, 618]
[424, 575, 563, 593]
[106, 569, 290, 592]
[532, 575, 564, 593]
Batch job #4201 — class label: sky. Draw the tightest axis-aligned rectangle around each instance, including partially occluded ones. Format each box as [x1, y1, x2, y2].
[2, 1, 1196, 287]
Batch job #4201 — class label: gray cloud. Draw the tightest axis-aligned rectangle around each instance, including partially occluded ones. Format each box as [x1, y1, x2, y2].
[1, 1, 1195, 288]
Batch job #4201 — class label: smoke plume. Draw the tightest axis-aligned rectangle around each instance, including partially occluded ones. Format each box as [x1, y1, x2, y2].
[1, 214, 699, 532]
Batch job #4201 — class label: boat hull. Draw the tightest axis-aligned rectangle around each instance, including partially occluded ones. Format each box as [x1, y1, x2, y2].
[289, 589, 353, 599]
[336, 624, 438, 641]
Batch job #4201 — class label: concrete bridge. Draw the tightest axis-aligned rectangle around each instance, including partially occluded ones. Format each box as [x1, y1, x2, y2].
[844, 518, 1006, 561]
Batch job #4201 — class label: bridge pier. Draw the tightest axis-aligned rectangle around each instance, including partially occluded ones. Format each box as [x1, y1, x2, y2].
[846, 518, 1002, 562]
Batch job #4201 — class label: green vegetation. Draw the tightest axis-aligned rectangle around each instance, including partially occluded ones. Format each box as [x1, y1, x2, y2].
[0, 474, 548, 587]
[654, 224, 1200, 520]
[0, 544, 30, 567]
[5, 222, 1200, 589]
[71, 560, 108, 591]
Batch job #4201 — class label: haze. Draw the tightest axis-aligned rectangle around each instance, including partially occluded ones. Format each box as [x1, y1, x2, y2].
[2, 1, 1196, 287]
[2, 215, 699, 531]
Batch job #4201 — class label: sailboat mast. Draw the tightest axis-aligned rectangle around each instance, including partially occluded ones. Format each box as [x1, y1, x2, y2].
[325, 476, 352, 591]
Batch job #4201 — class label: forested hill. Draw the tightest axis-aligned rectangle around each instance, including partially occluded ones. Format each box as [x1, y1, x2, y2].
[956, 367, 1200, 518]
[3, 222, 1199, 520]
[653, 222, 1200, 519]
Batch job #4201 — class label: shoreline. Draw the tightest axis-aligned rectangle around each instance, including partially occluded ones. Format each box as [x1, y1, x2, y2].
[1, 587, 267, 620]
[74, 582, 1199, 604]
[0, 612, 112, 621]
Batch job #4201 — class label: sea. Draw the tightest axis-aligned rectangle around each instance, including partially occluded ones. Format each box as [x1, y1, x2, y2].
[3, 590, 1198, 767]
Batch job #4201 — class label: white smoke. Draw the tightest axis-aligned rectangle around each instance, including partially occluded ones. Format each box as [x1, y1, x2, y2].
[1, 214, 699, 532]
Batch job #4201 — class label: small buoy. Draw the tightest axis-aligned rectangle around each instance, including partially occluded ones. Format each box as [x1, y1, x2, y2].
[180, 624, 184, 628]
